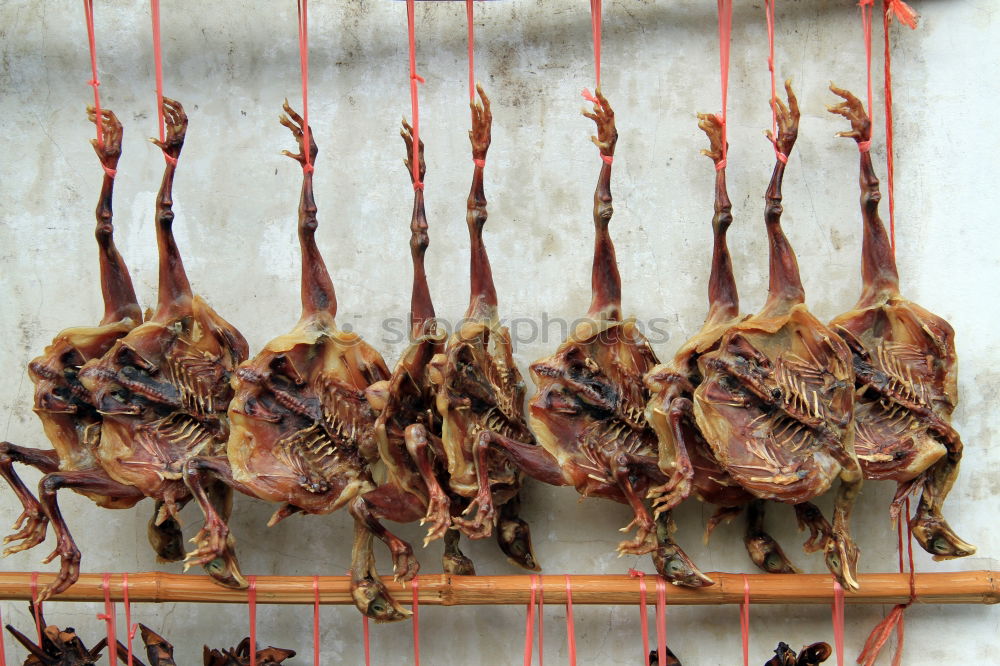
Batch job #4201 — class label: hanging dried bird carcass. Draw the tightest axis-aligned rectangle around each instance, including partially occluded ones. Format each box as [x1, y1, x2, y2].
[644, 114, 832, 578]
[425, 86, 539, 571]
[183, 105, 417, 622]
[5, 607, 132, 666]
[826, 85, 974, 559]
[693, 83, 863, 590]
[359, 120, 479, 575]
[74, 99, 249, 596]
[0, 107, 207, 599]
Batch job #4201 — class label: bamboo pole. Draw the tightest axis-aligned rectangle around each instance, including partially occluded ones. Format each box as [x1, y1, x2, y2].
[0, 571, 996, 606]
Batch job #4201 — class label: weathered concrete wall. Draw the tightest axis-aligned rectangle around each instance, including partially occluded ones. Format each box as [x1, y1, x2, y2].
[1, 0, 998, 663]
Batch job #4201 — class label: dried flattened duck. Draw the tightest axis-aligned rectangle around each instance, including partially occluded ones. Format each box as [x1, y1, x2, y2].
[183, 104, 416, 622]
[360, 120, 477, 574]
[0, 107, 195, 597]
[644, 114, 832, 578]
[73, 99, 249, 596]
[425, 86, 538, 570]
[648, 646, 683, 665]
[826, 86, 974, 559]
[694, 82, 863, 589]
[461, 91, 698, 583]
[5, 607, 133, 666]
[764, 641, 832, 666]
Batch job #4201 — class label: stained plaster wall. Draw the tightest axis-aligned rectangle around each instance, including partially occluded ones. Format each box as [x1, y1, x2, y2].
[1, 0, 999, 663]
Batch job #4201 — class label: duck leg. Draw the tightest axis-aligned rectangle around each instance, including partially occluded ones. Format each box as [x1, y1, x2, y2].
[442, 528, 475, 575]
[350, 496, 419, 582]
[495, 493, 539, 571]
[0, 442, 59, 555]
[36, 469, 146, 599]
[348, 510, 410, 623]
[744, 499, 798, 574]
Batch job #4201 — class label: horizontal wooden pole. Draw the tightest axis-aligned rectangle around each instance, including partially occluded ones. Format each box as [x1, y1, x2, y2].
[0, 571, 996, 606]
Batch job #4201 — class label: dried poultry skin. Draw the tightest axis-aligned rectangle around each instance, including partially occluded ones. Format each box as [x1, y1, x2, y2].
[75, 100, 248, 593]
[184, 105, 416, 623]
[0, 108, 177, 599]
[643, 115, 829, 577]
[694, 82, 863, 590]
[139, 624, 178, 666]
[514, 90, 705, 584]
[426, 86, 539, 571]
[826, 86, 974, 559]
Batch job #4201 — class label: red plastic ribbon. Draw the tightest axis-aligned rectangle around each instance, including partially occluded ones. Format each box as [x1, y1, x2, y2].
[716, 0, 732, 170]
[82, 0, 116, 177]
[655, 578, 667, 666]
[149, 0, 177, 166]
[524, 575, 537, 666]
[466, 0, 475, 102]
[29, 572, 42, 646]
[296, 0, 313, 173]
[564, 576, 576, 666]
[362, 616, 371, 666]
[857, 0, 874, 154]
[97, 573, 117, 666]
[0, 600, 7, 666]
[123, 573, 135, 666]
[740, 575, 750, 666]
[881, 0, 914, 254]
[580, 89, 613, 165]
[858, 499, 917, 666]
[832, 580, 845, 666]
[312, 576, 320, 666]
[537, 579, 544, 666]
[412, 576, 421, 666]
[885, 0, 918, 29]
[764, 0, 787, 164]
[248, 576, 257, 666]
[405, 0, 425, 191]
[589, 0, 602, 89]
[628, 570, 650, 666]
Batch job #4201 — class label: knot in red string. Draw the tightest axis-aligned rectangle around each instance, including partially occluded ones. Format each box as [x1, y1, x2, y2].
[102, 165, 118, 178]
[580, 88, 601, 107]
[600, 154, 613, 165]
[885, 0, 918, 29]
[303, 163, 314, 174]
[715, 159, 727, 171]
[775, 150, 788, 164]
[857, 140, 872, 153]
[411, 73, 426, 85]
[473, 158, 486, 168]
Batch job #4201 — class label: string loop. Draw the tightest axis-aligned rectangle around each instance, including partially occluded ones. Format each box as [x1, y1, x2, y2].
[411, 576, 421, 666]
[297, 0, 313, 174]
[564, 576, 577, 666]
[406, 0, 424, 191]
[740, 575, 750, 666]
[628, 570, 650, 666]
[97, 573, 117, 666]
[150, 0, 177, 166]
[764, 0, 788, 164]
[716, 0, 733, 169]
[248, 576, 257, 666]
[123, 573, 135, 666]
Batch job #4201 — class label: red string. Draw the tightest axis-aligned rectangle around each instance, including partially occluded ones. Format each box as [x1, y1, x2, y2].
[716, 0, 733, 170]
[29, 572, 42, 646]
[412, 576, 420, 666]
[580, 89, 613, 165]
[832, 581, 845, 666]
[296, 0, 313, 174]
[150, 0, 176, 166]
[764, 0, 787, 164]
[589, 0, 602, 89]
[524, 575, 537, 666]
[858, 499, 917, 666]
[885, 0, 918, 29]
[362, 616, 371, 666]
[564, 576, 576, 666]
[98, 573, 117, 666]
[123, 573, 135, 666]
[740, 575, 750, 666]
[466, 0, 475, 103]
[82, 0, 116, 178]
[405, 0, 425, 191]
[883, 0, 899, 254]
[857, 0, 874, 154]
[537, 579, 544, 666]
[0, 600, 7, 666]
[248, 576, 257, 666]
[312, 576, 320, 666]
[628, 570, 650, 666]
[655, 578, 667, 666]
